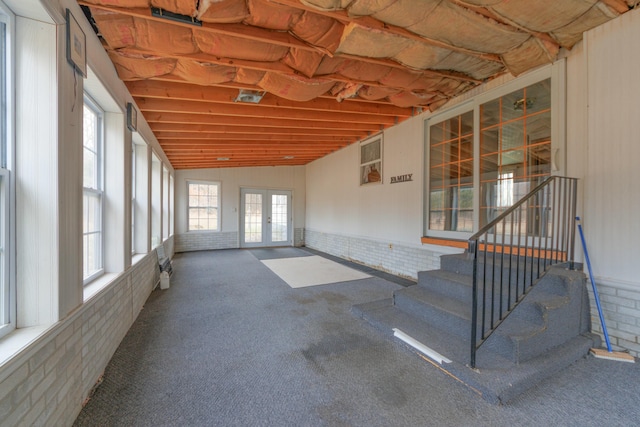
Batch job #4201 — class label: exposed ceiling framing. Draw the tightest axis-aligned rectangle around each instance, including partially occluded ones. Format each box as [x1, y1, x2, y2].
[77, 0, 634, 169]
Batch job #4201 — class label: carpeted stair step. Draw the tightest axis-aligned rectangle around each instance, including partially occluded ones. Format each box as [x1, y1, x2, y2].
[439, 253, 547, 290]
[393, 286, 472, 339]
[418, 270, 515, 306]
[417, 269, 474, 302]
[352, 296, 601, 404]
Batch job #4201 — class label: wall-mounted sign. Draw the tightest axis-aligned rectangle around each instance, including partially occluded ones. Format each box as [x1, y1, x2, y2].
[390, 174, 413, 184]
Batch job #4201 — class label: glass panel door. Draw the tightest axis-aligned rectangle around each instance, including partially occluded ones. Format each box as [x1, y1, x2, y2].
[240, 188, 292, 247]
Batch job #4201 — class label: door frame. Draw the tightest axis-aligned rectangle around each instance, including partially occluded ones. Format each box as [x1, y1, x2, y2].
[239, 187, 293, 248]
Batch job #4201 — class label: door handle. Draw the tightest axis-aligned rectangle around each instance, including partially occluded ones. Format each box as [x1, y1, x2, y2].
[267, 217, 271, 224]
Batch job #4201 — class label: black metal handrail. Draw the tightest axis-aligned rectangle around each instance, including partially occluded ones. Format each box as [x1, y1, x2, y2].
[468, 176, 578, 368]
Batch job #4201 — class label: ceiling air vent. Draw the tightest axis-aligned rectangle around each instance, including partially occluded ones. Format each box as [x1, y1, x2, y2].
[151, 8, 202, 26]
[234, 90, 265, 104]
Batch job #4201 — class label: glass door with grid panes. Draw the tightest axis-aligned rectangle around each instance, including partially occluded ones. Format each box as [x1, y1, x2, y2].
[240, 188, 292, 247]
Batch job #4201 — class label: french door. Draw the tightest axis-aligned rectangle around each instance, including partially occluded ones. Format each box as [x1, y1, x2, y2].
[240, 188, 292, 248]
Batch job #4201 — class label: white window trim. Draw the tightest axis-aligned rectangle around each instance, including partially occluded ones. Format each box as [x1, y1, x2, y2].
[82, 95, 105, 285]
[424, 62, 566, 240]
[131, 140, 136, 255]
[187, 180, 221, 232]
[162, 166, 169, 240]
[359, 134, 383, 186]
[0, 2, 15, 340]
[424, 102, 474, 240]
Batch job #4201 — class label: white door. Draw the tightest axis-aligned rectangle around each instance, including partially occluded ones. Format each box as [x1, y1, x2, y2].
[240, 188, 292, 247]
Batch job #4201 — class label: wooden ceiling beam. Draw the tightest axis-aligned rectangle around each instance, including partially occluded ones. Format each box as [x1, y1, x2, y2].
[126, 80, 413, 117]
[143, 112, 385, 131]
[162, 146, 351, 152]
[80, 3, 320, 53]
[167, 154, 329, 160]
[159, 141, 351, 149]
[156, 133, 354, 142]
[170, 160, 310, 169]
[150, 123, 367, 137]
[150, 75, 403, 107]
[136, 98, 400, 125]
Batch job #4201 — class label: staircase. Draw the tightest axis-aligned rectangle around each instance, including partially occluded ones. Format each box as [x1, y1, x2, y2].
[353, 253, 598, 403]
[353, 177, 601, 404]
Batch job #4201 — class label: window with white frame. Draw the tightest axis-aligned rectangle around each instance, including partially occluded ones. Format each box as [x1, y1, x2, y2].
[131, 141, 136, 254]
[188, 181, 220, 231]
[163, 166, 169, 240]
[151, 153, 162, 248]
[169, 174, 174, 236]
[360, 135, 382, 185]
[0, 3, 13, 339]
[425, 66, 564, 238]
[83, 97, 104, 283]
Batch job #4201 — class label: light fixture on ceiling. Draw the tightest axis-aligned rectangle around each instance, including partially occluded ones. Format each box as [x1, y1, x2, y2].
[217, 157, 230, 161]
[283, 156, 295, 160]
[151, 8, 202, 26]
[234, 90, 265, 104]
[513, 98, 535, 111]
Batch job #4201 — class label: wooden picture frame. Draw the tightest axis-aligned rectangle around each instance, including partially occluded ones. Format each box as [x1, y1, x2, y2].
[66, 9, 87, 77]
[127, 102, 138, 132]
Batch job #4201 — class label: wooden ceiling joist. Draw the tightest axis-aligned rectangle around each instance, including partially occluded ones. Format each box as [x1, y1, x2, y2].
[135, 98, 400, 125]
[143, 112, 385, 132]
[126, 80, 412, 117]
[150, 124, 366, 137]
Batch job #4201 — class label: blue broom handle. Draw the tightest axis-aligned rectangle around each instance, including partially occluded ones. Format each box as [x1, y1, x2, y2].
[576, 217, 612, 352]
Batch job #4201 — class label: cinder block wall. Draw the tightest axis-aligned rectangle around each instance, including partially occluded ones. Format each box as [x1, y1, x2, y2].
[304, 229, 462, 280]
[174, 231, 238, 252]
[0, 249, 161, 425]
[588, 282, 640, 358]
[175, 228, 306, 252]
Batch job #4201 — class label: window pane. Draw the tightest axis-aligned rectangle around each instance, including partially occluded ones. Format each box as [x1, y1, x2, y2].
[360, 138, 382, 185]
[83, 149, 96, 189]
[188, 182, 220, 231]
[479, 80, 551, 228]
[271, 194, 288, 242]
[84, 232, 101, 279]
[428, 111, 473, 232]
[83, 99, 103, 282]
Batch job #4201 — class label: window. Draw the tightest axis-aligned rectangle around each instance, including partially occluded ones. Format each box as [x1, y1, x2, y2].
[0, 3, 13, 339]
[479, 78, 551, 227]
[131, 141, 136, 254]
[425, 67, 562, 238]
[169, 174, 174, 236]
[83, 97, 104, 283]
[188, 181, 220, 231]
[360, 136, 382, 185]
[163, 166, 169, 240]
[428, 111, 474, 232]
[151, 153, 161, 247]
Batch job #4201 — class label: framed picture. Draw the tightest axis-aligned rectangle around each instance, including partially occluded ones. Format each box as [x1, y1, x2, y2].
[127, 102, 138, 132]
[66, 9, 87, 77]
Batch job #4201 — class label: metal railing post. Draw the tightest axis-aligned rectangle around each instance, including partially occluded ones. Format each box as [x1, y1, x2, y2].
[467, 177, 578, 366]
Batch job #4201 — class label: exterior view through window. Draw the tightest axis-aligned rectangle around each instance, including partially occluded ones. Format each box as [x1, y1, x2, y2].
[188, 181, 219, 231]
[428, 78, 552, 234]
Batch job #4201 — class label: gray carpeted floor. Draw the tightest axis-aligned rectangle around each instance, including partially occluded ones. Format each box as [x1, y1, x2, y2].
[74, 248, 640, 426]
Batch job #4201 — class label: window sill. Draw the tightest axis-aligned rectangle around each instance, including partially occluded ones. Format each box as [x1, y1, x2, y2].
[421, 236, 468, 249]
[131, 253, 146, 266]
[83, 272, 119, 303]
[0, 324, 50, 370]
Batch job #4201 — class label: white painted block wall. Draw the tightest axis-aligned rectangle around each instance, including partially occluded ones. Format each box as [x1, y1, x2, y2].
[0, 250, 160, 425]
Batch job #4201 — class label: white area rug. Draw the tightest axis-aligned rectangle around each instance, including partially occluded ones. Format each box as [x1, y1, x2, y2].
[261, 255, 371, 288]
